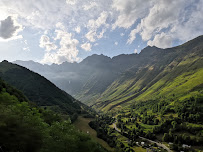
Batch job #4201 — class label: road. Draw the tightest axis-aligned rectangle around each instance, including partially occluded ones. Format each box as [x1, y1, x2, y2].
[113, 119, 121, 132]
[139, 136, 172, 152]
[112, 120, 172, 152]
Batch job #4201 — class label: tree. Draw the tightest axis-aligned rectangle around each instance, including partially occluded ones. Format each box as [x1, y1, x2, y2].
[162, 133, 169, 142]
[171, 121, 177, 130]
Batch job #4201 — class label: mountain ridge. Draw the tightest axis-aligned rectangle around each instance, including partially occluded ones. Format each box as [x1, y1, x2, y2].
[14, 35, 203, 111]
[0, 61, 81, 114]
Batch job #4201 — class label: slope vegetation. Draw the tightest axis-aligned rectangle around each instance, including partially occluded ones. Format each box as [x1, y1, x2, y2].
[0, 78, 107, 152]
[0, 61, 81, 114]
[14, 36, 203, 112]
[93, 36, 203, 111]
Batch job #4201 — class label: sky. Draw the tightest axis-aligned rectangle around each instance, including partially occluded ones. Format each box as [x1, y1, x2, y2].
[0, 0, 202, 64]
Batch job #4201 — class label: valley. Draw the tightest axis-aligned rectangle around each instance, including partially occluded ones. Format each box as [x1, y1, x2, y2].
[1, 1, 203, 152]
[14, 35, 203, 112]
[0, 36, 202, 152]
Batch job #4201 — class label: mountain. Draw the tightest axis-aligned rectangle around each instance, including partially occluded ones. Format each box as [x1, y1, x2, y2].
[93, 36, 203, 111]
[0, 61, 81, 114]
[14, 54, 121, 105]
[14, 35, 203, 111]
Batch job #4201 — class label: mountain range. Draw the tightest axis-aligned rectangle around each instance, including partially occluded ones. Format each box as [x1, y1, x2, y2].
[14, 35, 203, 112]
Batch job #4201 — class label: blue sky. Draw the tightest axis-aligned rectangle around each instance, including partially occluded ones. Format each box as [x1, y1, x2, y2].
[0, 0, 202, 64]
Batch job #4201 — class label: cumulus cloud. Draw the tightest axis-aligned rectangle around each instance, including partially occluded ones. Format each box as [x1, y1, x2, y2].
[0, 16, 22, 40]
[83, 2, 98, 10]
[2, 0, 71, 29]
[147, 33, 173, 48]
[85, 30, 96, 42]
[94, 43, 99, 46]
[115, 42, 118, 45]
[23, 47, 30, 51]
[74, 26, 81, 33]
[56, 22, 66, 30]
[120, 33, 124, 36]
[66, 0, 77, 5]
[87, 11, 108, 30]
[41, 27, 80, 64]
[125, 0, 203, 47]
[85, 11, 108, 41]
[169, 0, 203, 42]
[112, 0, 151, 29]
[81, 42, 92, 51]
[127, 28, 137, 44]
[138, 1, 185, 41]
[39, 35, 57, 51]
[1, 0, 203, 62]
[97, 29, 106, 39]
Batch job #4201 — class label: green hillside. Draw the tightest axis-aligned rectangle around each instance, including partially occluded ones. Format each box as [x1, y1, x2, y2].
[0, 78, 107, 152]
[14, 36, 203, 112]
[93, 35, 203, 112]
[0, 61, 81, 114]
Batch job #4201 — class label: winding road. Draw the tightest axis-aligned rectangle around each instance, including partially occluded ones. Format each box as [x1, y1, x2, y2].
[113, 118, 121, 132]
[112, 120, 172, 152]
[139, 136, 172, 152]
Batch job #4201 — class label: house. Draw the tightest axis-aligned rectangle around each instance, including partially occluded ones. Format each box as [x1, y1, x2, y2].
[182, 144, 191, 149]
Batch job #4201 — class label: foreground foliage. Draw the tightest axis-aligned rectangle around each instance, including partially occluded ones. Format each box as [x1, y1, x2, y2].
[0, 78, 106, 152]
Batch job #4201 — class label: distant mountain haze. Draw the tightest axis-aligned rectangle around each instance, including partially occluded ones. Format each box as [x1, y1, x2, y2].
[14, 35, 203, 111]
[0, 61, 81, 114]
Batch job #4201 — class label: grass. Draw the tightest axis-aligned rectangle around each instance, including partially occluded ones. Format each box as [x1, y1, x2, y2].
[73, 115, 114, 152]
[133, 146, 146, 152]
[95, 55, 203, 112]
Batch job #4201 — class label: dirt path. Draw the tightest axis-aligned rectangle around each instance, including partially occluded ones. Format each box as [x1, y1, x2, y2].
[113, 119, 121, 132]
[74, 116, 114, 152]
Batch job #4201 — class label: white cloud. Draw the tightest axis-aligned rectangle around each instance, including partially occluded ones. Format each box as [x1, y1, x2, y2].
[94, 43, 99, 46]
[87, 11, 108, 30]
[1, 0, 71, 30]
[115, 42, 118, 45]
[56, 22, 66, 30]
[125, 0, 203, 47]
[39, 35, 57, 51]
[74, 26, 81, 33]
[81, 42, 92, 51]
[97, 29, 106, 39]
[112, 0, 151, 29]
[85, 11, 108, 41]
[83, 2, 98, 10]
[1, 0, 202, 62]
[134, 49, 138, 54]
[139, 1, 185, 41]
[0, 16, 23, 40]
[66, 0, 77, 5]
[41, 28, 80, 64]
[23, 47, 30, 51]
[169, 0, 203, 42]
[85, 30, 96, 42]
[147, 32, 173, 48]
[120, 33, 124, 36]
[127, 28, 137, 44]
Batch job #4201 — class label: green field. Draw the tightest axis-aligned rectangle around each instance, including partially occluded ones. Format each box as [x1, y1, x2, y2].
[73, 116, 114, 152]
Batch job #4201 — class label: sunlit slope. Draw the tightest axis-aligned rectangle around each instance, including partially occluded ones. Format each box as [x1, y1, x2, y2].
[93, 36, 203, 112]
